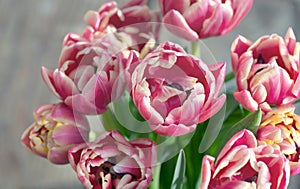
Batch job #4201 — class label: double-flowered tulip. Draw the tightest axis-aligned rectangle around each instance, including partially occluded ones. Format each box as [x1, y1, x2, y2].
[199, 130, 290, 189]
[257, 105, 300, 175]
[131, 41, 226, 136]
[83, 0, 160, 54]
[231, 28, 300, 112]
[160, 0, 253, 40]
[42, 32, 135, 114]
[68, 130, 156, 189]
[21, 103, 89, 164]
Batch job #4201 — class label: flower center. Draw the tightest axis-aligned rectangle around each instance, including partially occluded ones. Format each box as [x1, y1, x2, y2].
[29, 118, 60, 155]
[97, 161, 137, 185]
[257, 54, 265, 64]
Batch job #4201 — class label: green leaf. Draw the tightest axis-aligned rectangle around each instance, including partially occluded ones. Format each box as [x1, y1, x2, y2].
[224, 72, 235, 82]
[101, 108, 131, 138]
[171, 150, 186, 189]
[198, 104, 225, 153]
[226, 109, 262, 137]
[111, 91, 153, 138]
[159, 155, 178, 189]
[184, 122, 207, 189]
[128, 97, 146, 122]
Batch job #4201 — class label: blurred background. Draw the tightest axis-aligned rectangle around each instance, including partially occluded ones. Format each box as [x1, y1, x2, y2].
[1, 0, 300, 188]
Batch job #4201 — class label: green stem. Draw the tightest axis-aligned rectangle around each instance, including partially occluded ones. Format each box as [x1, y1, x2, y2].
[191, 41, 200, 57]
[224, 72, 235, 82]
[150, 164, 161, 189]
[295, 98, 300, 104]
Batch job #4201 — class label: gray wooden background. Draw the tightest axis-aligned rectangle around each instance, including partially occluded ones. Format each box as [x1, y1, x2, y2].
[1, 0, 300, 188]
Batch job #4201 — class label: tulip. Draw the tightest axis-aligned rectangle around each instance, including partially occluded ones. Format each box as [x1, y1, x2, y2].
[131, 41, 226, 136]
[83, 0, 160, 55]
[21, 103, 89, 164]
[159, 0, 253, 40]
[68, 130, 156, 189]
[257, 105, 300, 175]
[231, 28, 300, 112]
[42, 32, 134, 114]
[199, 130, 290, 189]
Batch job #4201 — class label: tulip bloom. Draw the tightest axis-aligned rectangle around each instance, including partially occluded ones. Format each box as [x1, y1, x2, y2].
[42, 32, 134, 114]
[159, 0, 253, 40]
[231, 28, 300, 112]
[199, 130, 290, 189]
[68, 130, 156, 189]
[21, 103, 89, 164]
[257, 105, 300, 175]
[83, 0, 160, 55]
[131, 41, 226, 136]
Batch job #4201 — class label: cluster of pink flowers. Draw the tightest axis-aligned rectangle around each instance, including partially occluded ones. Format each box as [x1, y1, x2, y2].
[20, 0, 300, 189]
[199, 28, 300, 188]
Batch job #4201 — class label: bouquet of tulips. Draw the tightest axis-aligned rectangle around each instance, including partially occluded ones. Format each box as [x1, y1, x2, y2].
[21, 0, 300, 188]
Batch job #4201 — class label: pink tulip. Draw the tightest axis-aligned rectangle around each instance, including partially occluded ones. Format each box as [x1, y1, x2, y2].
[83, 0, 160, 55]
[256, 105, 300, 175]
[42, 32, 134, 114]
[131, 41, 226, 136]
[21, 103, 89, 164]
[68, 130, 156, 189]
[159, 0, 253, 40]
[199, 130, 290, 189]
[231, 28, 300, 113]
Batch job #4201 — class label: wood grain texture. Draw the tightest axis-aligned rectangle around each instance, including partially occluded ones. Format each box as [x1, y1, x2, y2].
[0, 0, 300, 188]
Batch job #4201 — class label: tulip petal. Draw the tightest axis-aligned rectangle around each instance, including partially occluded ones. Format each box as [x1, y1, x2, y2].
[199, 155, 215, 189]
[41, 67, 62, 99]
[162, 10, 199, 41]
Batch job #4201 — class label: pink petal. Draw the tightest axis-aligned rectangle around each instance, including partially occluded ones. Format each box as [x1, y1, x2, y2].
[217, 130, 257, 163]
[20, 123, 35, 152]
[221, 0, 253, 35]
[234, 90, 258, 112]
[198, 94, 226, 123]
[52, 124, 88, 146]
[231, 35, 253, 73]
[53, 70, 80, 99]
[122, 0, 147, 9]
[41, 67, 62, 99]
[65, 94, 106, 114]
[207, 62, 226, 96]
[150, 123, 196, 136]
[183, 1, 209, 34]
[162, 10, 199, 41]
[201, 5, 225, 37]
[48, 146, 69, 164]
[199, 155, 215, 189]
[159, 0, 190, 14]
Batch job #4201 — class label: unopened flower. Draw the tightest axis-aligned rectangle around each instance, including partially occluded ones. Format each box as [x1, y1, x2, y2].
[257, 105, 300, 175]
[42, 33, 134, 114]
[199, 130, 290, 189]
[231, 28, 300, 112]
[21, 103, 89, 164]
[131, 41, 226, 136]
[160, 0, 253, 40]
[68, 130, 156, 189]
